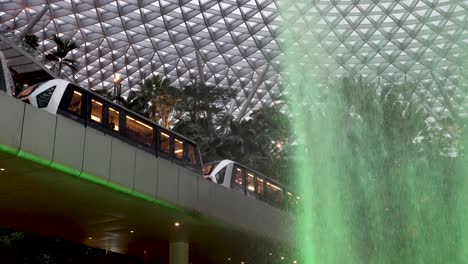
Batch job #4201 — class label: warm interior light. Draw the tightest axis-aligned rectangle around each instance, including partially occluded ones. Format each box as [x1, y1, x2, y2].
[227, 257, 231, 261]
[127, 116, 153, 129]
[130, 230, 134, 233]
[0, 168, 5, 171]
[92, 99, 103, 106]
[73, 91, 82, 96]
[174, 149, 183, 153]
[91, 115, 101, 122]
[174, 222, 180, 227]
[248, 186, 255, 191]
[160, 132, 170, 138]
[88, 237, 92, 240]
[267, 182, 283, 191]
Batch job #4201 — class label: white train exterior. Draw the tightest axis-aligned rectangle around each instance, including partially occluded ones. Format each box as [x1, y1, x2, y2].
[203, 160, 300, 210]
[9, 77, 299, 211]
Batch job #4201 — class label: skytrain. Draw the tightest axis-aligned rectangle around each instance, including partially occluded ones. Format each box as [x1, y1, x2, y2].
[203, 160, 300, 211]
[9, 78, 299, 211]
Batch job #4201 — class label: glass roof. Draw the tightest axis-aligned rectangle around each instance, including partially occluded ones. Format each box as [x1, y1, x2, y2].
[0, 0, 467, 117]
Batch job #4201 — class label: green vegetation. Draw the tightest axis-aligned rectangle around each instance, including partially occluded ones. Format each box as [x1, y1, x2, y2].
[95, 74, 293, 183]
[45, 34, 80, 78]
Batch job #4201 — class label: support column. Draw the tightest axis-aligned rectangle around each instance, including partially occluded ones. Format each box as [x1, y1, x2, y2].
[15, 2, 50, 42]
[169, 241, 189, 264]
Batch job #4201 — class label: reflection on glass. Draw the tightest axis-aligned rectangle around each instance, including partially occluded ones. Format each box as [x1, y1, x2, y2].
[108, 107, 119, 131]
[126, 115, 153, 145]
[91, 99, 103, 123]
[247, 172, 255, 192]
[160, 131, 170, 154]
[234, 167, 244, 187]
[68, 91, 82, 114]
[186, 144, 197, 165]
[256, 178, 264, 195]
[267, 181, 284, 204]
[174, 138, 184, 159]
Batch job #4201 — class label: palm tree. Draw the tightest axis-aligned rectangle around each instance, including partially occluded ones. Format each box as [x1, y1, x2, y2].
[136, 75, 181, 128]
[45, 34, 80, 78]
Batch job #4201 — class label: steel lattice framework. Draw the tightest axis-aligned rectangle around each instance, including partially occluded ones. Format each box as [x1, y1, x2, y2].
[0, 0, 467, 117]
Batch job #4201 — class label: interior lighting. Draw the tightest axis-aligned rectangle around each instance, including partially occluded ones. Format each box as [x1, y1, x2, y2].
[91, 115, 101, 122]
[269, 253, 272, 256]
[130, 230, 134, 233]
[174, 222, 180, 227]
[88, 237, 92, 240]
[0, 168, 5, 171]
[281, 256, 285, 260]
[227, 257, 231, 261]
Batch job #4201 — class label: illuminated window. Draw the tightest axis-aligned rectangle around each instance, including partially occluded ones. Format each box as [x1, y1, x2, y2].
[186, 143, 197, 165]
[174, 138, 184, 159]
[256, 177, 264, 195]
[246, 172, 255, 192]
[233, 166, 244, 188]
[266, 181, 284, 205]
[90, 99, 103, 123]
[107, 107, 120, 131]
[125, 115, 153, 146]
[159, 131, 170, 154]
[68, 91, 82, 114]
[287, 192, 294, 208]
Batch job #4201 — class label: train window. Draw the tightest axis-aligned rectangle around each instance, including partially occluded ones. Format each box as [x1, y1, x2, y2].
[174, 138, 184, 159]
[185, 143, 197, 165]
[232, 166, 244, 189]
[296, 195, 301, 206]
[36, 86, 56, 108]
[125, 115, 153, 146]
[246, 172, 255, 192]
[266, 181, 284, 205]
[68, 91, 82, 114]
[256, 177, 265, 195]
[286, 192, 294, 209]
[215, 167, 226, 184]
[107, 107, 120, 132]
[90, 99, 103, 123]
[159, 131, 170, 154]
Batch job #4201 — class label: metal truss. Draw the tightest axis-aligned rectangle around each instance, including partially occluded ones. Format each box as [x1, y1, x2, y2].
[0, 0, 467, 118]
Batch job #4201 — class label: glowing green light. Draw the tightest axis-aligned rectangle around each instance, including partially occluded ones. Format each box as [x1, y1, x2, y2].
[0, 143, 197, 217]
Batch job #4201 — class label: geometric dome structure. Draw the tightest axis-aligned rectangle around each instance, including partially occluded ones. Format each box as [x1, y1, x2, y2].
[1, 0, 467, 117]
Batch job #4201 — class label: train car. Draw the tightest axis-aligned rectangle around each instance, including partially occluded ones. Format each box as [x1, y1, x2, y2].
[203, 160, 301, 211]
[16, 79, 203, 173]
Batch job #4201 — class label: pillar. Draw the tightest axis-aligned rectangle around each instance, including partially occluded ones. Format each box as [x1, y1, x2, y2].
[169, 241, 189, 264]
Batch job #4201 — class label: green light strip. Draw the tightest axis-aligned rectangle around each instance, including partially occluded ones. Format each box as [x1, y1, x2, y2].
[0, 143, 196, 216]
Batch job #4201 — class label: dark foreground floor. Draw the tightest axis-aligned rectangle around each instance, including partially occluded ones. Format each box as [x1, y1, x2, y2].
[0, 226, 141, 264]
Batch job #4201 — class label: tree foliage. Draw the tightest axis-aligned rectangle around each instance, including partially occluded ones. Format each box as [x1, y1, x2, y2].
[45, 34, 80, 78]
